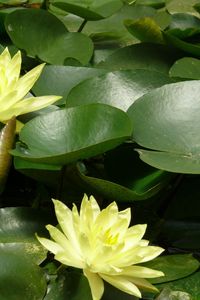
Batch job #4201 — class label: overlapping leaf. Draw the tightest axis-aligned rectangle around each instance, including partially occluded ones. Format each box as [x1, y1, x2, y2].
[11, 104, 132, 164]
[5, 9, 93, 65]
[66, 69, 174, 111]
[128, 80, 200, 173]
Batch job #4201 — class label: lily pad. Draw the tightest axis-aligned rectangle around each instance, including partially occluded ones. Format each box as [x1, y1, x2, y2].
[169, 57, 200, 79]
[5, 9, 93, 65]
[32, 65, 107, 105]
[11, 104, 132, 165]
[66, 69, 174, 111]
[142, 254, 200, 284]
[50, 0, 123, 21]
[0, 251, 46, 300]
[128, 80, 200, 173]
[99, 43, 183, 73]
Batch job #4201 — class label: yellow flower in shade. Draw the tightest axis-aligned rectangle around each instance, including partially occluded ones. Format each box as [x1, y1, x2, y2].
[37, 195, 164, 300]
[0, 47, 61, 123]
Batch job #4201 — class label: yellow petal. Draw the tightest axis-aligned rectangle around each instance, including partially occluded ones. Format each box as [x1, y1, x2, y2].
[55, 252, 84, 269]
[120, 266, 164, 278]
[84, 269, 104, 300]
[16, 63, 45, 99]
[129, 277, 159, 293]
[100, 273, 142, 298]
[53, 199, 80, 252]
[36, 234, 63, 254]
[7, 51, 21, 87]
[11, 95, 61, 115]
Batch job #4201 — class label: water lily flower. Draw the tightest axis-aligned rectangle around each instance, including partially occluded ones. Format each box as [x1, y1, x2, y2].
[0, 47, 61, 123]
[37, 195, 164, 299]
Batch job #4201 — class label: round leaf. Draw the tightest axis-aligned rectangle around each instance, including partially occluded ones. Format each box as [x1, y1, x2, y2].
[170, 57, 200, 79]
[0, 251, 46, 300]
[99, 43, 183, 73]
[157, 271, 200, 299]
[32, 65, 107, 105]
[128, 80, 200, 173]
[66, 70, 174, 111]
[0, 207, 55, 264]
[49, 0, 123, 21]
[142, 254, 200, 284]
[11, 104, 132, 165]
[166, 0, 200, 16]
[5, 9, 93, 65]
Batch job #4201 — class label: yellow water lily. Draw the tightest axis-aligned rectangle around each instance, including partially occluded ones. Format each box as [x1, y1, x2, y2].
[0, 47, 61, 123]
[37, 195, 164, 299]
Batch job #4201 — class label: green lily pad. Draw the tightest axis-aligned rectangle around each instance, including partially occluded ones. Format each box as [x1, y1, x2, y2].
[99, 43, 183, 73]
[169, 57, 200, 79]
[0, 206, 55, 264]
[32, 65, 107, 105]
[11, 104, 132, 165]
[166, 13, 200, 39]
[83, 4, 156, 47]
[66, 69, 174, 111]
[49, 0, 123, 21]
[157, 271, 200, 300]
[142, 254, 200, 284]
[0, 251, 46, 300]
[5, 9, 93, 65]
[128, 80, 200, 173]
[166, 0, 200, 17]
[69, 162, 164, 201]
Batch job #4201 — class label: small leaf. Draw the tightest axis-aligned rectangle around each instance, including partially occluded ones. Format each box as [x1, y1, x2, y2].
[170, 57, 200, 79]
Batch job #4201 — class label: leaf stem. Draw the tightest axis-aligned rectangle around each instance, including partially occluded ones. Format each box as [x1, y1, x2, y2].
[77, 19, 87, 32]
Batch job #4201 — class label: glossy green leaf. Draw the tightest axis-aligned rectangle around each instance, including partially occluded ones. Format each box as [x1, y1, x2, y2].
[0, 207, 55, 264]
[5, 9, 93, 65]
[70, 162, 162, 201]
[0, 251, 46, 300]
[163, 31, 200, 57]
[50, 0, 123, 21]
[32, 65, 107, 105]
[104, 144, 172, 195]
[128, 80, 200, 173]
[11, 104, 132, 165]
[169, 57, 200, 79]
[45, 271, 92, 300]
[124, 17, 164, 44]
[157, 271, 200, 299]
[142, 254, 200, 284]
[83, 5, 156, 47]
[166, 0, 200, 17]
[167, 13, 200, 39]
[66, 70, 174, 111]
[99, 43, 182, 73]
